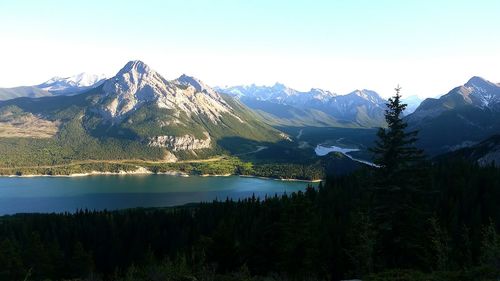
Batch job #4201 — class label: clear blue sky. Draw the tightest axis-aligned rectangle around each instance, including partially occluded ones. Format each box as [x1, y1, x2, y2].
[1, 0, 499, 97]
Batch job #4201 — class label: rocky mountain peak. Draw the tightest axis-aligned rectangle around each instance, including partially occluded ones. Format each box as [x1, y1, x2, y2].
[348, 89, 385, 104]
[465, 76, 489, 87]
[174, 74, 219, 99]
[272, 82, 286, 89]
[118, 60, 152, 76]
[309, 88, 336, 97]
[462, 76, 500, 107]
[100, 60, 239, 123]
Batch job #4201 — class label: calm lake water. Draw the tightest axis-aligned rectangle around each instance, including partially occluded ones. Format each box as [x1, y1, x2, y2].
[0, 175, 311, 215]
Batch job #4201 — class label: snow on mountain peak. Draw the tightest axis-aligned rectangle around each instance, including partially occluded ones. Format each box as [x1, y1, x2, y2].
[463, 76, 500, 107]
[38, 73, 106, 94]
[67, 73, 106, 87]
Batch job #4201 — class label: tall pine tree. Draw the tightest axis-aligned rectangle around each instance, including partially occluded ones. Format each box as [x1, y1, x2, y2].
[369, 85, 427, 269]
[371, 85, 423, 178]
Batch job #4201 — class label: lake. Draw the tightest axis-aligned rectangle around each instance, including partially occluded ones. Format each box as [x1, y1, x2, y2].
[315, 144, 379, 167]
[0, 175, 311, 215]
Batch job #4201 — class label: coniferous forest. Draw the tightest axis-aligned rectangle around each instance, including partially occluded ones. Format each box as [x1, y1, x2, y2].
[0, 89, 499, 281]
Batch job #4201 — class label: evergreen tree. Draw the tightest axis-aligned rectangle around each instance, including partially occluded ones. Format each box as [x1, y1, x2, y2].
[479, 221, 500, 269]
[369, 85, 427, 268]
[371, 85, 424, 177]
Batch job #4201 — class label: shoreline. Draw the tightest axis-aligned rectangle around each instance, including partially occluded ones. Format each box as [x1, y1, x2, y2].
[0, 168, 322, 183]
[0, 168, 189, 178]
[239, 175, 322, 183]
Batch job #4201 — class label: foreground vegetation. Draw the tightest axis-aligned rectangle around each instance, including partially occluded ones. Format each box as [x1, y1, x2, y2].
[0, 159, 499, 281]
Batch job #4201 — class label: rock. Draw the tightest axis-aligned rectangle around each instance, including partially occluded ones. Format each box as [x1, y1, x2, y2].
[148, 132, 211, 151]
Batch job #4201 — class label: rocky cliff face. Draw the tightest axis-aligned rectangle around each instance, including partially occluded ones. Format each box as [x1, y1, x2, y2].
[148, 132, 211, 151]
[100, 60, 242, 123]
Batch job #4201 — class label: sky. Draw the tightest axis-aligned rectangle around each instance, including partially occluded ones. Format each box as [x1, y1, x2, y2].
[0, 0, 499, 98]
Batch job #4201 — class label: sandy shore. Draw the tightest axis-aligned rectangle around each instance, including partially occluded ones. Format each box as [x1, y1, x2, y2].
[1, 167, 321, 182]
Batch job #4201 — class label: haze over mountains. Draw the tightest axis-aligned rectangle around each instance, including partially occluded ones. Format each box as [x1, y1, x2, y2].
[0, 60, 499, 166]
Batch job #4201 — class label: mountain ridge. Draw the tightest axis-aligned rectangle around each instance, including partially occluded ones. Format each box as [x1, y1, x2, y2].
[218, 84, 387, 127]
[407, 76, 500, 155]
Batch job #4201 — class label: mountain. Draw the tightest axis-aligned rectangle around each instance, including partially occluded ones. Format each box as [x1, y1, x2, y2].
[401, 95, 423, 115]
[218, 84, 387, 127]
[407, 76, 500, 155]
[0, 73, 106, 100]
[0, 60, 284, 166]
[0, 86, 52, 101]
[37, 72, 106, 95]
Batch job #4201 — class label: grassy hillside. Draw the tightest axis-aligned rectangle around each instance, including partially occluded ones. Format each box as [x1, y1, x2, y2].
[0, 89, 315, 174]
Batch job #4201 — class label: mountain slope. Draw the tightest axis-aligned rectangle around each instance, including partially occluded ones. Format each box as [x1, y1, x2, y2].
[402, 95, 423, 115]
[218, 84, 387, 127]
[407, 76, 500, 155]
[0, 61, 284, 167]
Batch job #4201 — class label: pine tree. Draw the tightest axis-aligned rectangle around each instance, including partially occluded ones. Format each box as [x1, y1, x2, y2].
[369, 85, 428, 268]
[371, 85, 424, 178]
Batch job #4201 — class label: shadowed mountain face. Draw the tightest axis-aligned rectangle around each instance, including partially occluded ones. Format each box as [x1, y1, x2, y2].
[437, 134, 500, 167]
[0, 61, 284, 163]
[218, 84, 387, 128]
[407, 76, 500, 155]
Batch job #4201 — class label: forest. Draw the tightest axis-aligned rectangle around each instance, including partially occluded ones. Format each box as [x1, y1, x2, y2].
[0, 159, 499, 281]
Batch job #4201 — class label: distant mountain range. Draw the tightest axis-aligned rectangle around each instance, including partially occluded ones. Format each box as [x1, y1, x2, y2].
[0, 73, 106, 100]
[1, 61, 499, 162]
[217, 84, 388, 127]
[2, 73, 423, 129]
[37, 73, 107, 95]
